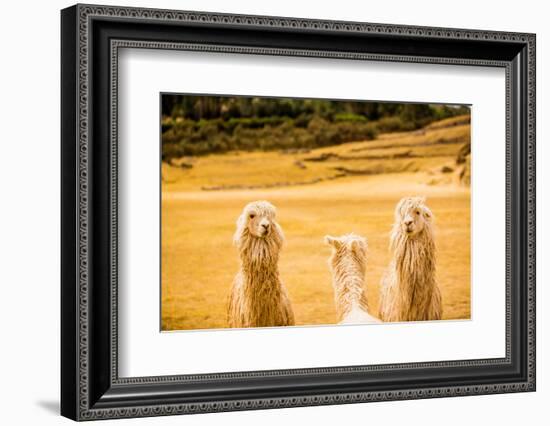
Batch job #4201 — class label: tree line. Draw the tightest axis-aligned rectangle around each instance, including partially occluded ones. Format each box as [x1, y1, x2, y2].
[161, 95, 470, 160]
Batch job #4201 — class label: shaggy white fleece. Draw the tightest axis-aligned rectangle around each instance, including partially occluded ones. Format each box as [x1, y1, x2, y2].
[379, 196, 442, 322]
[325, 233, 381, 324]
[227, 200, 295, 328]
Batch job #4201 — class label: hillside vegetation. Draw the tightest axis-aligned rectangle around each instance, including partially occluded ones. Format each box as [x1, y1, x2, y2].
[162, 114, 470, 191]
[161, 95, 470, 160]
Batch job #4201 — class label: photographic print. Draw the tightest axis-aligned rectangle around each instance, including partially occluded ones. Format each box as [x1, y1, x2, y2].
[161, 94, 471, 331]
[61, 7, 535, 418]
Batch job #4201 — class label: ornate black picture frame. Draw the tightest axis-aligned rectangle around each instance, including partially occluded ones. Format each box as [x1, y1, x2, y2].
[61, 3, 536, 421]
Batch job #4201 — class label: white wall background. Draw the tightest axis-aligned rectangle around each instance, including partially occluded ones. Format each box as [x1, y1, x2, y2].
[0, 0, 546, 424]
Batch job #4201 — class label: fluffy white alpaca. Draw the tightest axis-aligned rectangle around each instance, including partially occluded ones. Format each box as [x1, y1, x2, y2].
[325, 233, 381, 324]
[379, 196, 442, 322]
[228, 201, 295, 328]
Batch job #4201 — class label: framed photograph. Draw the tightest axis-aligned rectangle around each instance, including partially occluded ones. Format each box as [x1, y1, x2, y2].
[61, 4, 536, 421]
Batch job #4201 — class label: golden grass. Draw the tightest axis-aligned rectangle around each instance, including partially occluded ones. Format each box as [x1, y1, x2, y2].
[161, 119, 471, 331]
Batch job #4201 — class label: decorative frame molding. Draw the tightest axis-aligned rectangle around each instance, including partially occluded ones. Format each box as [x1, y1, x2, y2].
[61, 3, 536, 421]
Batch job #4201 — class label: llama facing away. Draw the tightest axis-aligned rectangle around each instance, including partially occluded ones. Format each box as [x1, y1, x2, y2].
[228, 200, 295, 328]
[325, 234, 381, 324]
[378, 196, 442, 322]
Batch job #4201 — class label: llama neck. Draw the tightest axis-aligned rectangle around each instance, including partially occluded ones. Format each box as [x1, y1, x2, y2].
[332, 256, 368, 321]
[239, 237, 281, 289]
[237, 236, 286, 327]
[391, 228, 436, 313]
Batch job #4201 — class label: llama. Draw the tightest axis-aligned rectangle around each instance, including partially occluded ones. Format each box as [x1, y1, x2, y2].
[325, 234, 381, 324]
[228, 200, 295, 328]
[378, 196, 442, 322]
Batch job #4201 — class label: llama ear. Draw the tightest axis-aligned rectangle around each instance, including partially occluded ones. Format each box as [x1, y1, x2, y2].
[396, 197, 410, 216]
[396, 197, 407, 209]
[350, 239, 366, 254]
[233, 213, 246, 245]
[274, 221, 285, 243]
[324, 235, 341, 248]
[423, 206, 433, 219]
[233, 226, 242, 246]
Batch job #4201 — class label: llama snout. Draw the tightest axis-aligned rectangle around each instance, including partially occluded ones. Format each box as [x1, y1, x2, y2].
[259, 219, 270, 235]
[403, 216, 415, 233]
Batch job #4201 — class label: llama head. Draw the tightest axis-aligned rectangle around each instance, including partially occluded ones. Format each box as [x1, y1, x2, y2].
[325, 233, 368, 272]
[394, 196, 434, 238]
[234, 200, 284, 247]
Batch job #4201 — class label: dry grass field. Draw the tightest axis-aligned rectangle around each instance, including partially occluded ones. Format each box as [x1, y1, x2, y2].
[161, 115, 471, 330]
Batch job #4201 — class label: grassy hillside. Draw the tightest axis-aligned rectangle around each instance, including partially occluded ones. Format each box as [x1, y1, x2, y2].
[162, 115, 470, 191]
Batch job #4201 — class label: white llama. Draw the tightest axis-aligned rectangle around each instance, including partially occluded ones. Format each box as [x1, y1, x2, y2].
[378, 196, 442, 322]
[228, 200, 295, 328]
[325, 233, 381, 324]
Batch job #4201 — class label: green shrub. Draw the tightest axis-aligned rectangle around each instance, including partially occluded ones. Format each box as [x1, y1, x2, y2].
[375, 116, 407, 133]
[333, 113, 368, 123]
[161, 114, 383, 162]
